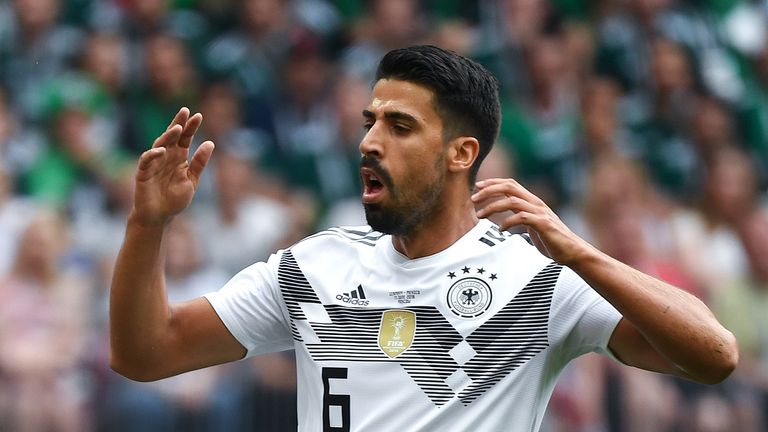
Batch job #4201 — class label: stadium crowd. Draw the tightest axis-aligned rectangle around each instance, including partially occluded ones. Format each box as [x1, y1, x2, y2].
[0, 0, 767, 430]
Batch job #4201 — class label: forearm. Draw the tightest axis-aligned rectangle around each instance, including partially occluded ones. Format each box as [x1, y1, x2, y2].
[109, 214, 172, 379]
[108, 108, 227, 380]
[568, 245, 738, 383]
[470, 178, 738, 382]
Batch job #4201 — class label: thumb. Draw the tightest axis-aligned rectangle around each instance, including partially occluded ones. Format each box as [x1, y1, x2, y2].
[188, 141, 215, 186]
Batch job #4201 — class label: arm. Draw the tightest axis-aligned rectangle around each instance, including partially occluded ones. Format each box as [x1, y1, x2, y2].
[110, 108, 246, 382]
[472, 178, 738, 384]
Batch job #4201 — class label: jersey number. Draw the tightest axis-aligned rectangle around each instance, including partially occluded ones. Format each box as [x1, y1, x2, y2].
[322, 367, 350, 432]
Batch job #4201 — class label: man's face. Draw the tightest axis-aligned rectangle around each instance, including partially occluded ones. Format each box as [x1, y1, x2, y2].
[359, 79, 448, 235]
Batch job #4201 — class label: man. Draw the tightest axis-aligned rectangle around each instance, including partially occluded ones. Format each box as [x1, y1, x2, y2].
[110, 46, 737, 431]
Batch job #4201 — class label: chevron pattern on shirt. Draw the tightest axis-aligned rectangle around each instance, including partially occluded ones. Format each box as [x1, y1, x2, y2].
[278, 250, 562, 406]
[277, 249, 322, 341]
[306, 305, 464, 405]
[459, 262, 561, 403]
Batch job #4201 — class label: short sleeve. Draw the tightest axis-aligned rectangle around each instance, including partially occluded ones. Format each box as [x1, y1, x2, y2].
[549, 266, 623, 363]
[204, 252, 294, 357]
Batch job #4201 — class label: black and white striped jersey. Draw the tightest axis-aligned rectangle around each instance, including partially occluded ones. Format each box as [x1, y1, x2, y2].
[204, 218, 622, 432]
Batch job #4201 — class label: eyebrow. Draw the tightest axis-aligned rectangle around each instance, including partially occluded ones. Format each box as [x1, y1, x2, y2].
[362, 109, 418, 124]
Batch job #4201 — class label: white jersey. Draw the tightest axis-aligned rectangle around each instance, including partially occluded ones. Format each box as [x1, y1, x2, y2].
[204, 218, 622, 432]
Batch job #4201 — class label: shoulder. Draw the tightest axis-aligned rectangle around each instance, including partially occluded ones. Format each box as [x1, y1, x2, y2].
[471, 220, 556, 278]
[288, 225, 387, 256]
[475, 222, 546, 258]
[297, 225, 385, 246]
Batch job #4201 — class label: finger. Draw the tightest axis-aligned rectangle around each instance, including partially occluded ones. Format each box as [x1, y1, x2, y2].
[178, 113, 203, 149]
[188, 140, 215, 186]
[471, 179, 515, 202]
[526, 228, 550, 258]
[472, 180, 544, 206]
[474, 177, 508, 188]
[498, 211, 541, 232]
[136, 147, 167, 181]
[474, 177, 516, 193]
[152, 124, 183, 149]
[474, 177, 531, 193]
[166, 107, 190, 131]
[508, 180, 546, 206]
[476, 195, 538, 219]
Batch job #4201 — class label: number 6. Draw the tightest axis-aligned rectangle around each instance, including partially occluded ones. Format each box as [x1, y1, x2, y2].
[322, 367, 350, 432]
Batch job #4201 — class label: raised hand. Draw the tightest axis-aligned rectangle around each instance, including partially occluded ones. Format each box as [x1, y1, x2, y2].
[471, 178, 593, 266]
[131, 107, 214, 227]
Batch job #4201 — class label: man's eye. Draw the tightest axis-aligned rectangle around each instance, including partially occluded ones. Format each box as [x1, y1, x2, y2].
[393, 125, 410, 133]
[363, 123, 373, 131]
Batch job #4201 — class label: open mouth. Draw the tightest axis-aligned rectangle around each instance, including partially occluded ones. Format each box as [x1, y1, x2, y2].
[361, 168, 386, 203]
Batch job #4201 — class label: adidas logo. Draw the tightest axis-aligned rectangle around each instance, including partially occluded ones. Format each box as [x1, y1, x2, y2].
[336, 285, 370, 306]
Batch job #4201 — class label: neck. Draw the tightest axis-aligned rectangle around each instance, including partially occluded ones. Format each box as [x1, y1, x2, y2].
[390, 189, 478, 259]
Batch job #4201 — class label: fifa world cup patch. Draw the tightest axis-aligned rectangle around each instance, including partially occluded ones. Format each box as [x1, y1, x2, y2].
[378, 310, 416, 358]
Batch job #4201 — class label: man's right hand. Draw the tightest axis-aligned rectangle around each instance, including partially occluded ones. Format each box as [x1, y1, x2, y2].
[132, 107, 214, 227]
[111, 107, 245, 382]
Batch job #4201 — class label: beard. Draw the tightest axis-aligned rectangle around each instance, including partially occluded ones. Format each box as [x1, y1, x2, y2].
[361, 155, 445, 236]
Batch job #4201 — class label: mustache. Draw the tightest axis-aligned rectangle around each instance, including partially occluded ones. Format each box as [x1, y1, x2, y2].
[360, 155, 394, 189]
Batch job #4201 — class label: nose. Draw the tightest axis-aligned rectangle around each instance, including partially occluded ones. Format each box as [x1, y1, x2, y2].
[359, 124, 383, 158]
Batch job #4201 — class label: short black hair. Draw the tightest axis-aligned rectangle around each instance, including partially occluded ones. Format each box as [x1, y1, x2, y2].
[375, 45, 501, 185]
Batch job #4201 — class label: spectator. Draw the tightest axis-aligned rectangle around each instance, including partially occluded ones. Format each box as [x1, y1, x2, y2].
[19, 81, 130, 210]
[126, 33, 200, 154]
[595, 0, 742, 102]
[270, 32, 358, 212]
[117, 0, 211, 45]
[192, 151, 300, 275]
[738, 35, 768, 182]
[203, 0, 297, 103]
[669, 147, 756, 299]
[340, 0, 430, 79]
[0, 0, 85, 121]
[627, 37, 700, 201]
[688, 95, 740, 167]
[0, 166, 38, 275]
[101, 216, 248, 432]
[0, 1, 767, 430]
[81, 31, 128, 90]
[581, 156, 699, 432]
[0, 210, 93, 432]
[578, 76, 638, 161]
[319, 72, 379, 228]
[498, 30, 582, 209]
[475, 0, 558, 97]
[0, 85, 45, 179]
[583, 156, 697, 297]
[708, 209, 768, 431]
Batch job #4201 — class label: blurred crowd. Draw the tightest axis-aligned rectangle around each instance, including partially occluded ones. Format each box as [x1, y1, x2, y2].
[0, 0, 767, 431]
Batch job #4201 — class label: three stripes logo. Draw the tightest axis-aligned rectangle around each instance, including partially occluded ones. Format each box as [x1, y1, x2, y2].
[336, 285, 370, 306]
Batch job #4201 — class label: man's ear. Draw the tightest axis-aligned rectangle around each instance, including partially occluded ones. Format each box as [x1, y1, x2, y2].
[446, 136, 479, 174]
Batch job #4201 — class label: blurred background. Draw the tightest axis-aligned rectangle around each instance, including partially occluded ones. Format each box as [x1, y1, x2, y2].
[0, 0, 767, 430]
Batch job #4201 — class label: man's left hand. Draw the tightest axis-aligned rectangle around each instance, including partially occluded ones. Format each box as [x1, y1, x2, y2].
[472, 178, 593, 266]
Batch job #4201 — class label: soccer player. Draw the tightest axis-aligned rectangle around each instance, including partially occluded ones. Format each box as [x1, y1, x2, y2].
[110, 45, 738, 431]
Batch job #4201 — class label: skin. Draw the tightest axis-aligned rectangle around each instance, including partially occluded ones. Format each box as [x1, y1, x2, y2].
[360, 79, 477, 250]
[110, 80, 738, 385]
[473, 179, 736, 383]
[110, 109, 244, 380]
